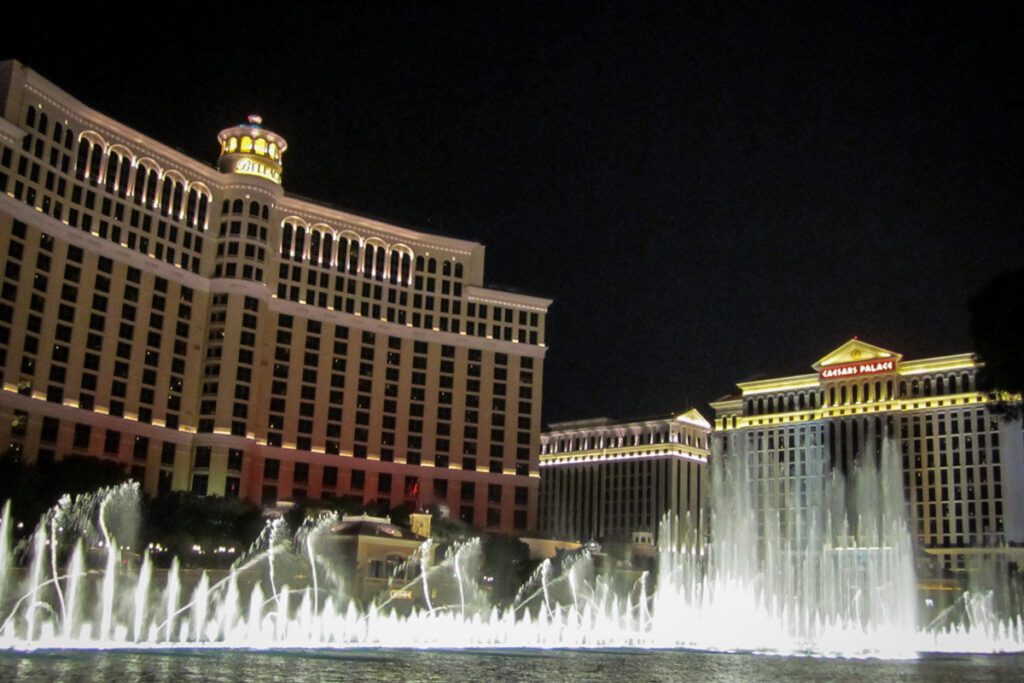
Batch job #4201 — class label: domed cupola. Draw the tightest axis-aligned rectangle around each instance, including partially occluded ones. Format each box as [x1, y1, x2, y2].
[216, 114, 288, 185]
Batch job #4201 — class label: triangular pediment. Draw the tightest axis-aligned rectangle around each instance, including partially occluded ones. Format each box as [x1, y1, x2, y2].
[812, 339, 902, 371]
[674, 408, 710, 429]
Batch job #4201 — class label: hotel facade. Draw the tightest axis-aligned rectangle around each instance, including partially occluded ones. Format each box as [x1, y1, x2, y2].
[538, 410, 710, 544]
[710, 339, 1024, 570]
[0, 61, 550, 533]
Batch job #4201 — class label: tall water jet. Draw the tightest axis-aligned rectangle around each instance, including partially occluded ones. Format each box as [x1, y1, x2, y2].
[0, 501, 11, 604]
[133, 551, 151, 643]
[0, 469, 1022, 654]
[62, 541, 83, 642]
[653, 437, 920, 656]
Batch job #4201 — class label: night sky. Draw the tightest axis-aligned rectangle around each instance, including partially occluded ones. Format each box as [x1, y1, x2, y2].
[6, 3, 1022, 425]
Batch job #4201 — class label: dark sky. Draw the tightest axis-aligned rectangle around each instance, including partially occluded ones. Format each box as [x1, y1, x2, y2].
[7, 2, 1023, 424]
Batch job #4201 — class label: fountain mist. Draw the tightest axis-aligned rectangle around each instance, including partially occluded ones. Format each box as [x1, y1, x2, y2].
[0, 445, 1021, 656]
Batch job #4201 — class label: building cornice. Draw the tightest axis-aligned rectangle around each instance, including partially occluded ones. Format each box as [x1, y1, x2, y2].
[279, 194, 483, 257]
[1, 194, 548, 358]
[466, 286, 552, 312]
[18, 66, 223, 186]
[539, 443, 708, 467]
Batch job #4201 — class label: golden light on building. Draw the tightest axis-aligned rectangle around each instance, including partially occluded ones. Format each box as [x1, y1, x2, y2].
[0, 60, 550, 534]
[711, 338, 1024, 571]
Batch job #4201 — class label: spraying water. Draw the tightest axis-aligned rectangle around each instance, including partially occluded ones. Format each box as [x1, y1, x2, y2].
[0, 453, 1021, 655]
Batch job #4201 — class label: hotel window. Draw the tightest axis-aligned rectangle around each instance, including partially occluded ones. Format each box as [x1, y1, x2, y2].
[104, 430, 120, 454]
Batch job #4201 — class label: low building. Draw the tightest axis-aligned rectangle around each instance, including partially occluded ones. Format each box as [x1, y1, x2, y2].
[321, 513, 427, 605]
[537, 409, 710, 544]
[710, 338, 1024, 571]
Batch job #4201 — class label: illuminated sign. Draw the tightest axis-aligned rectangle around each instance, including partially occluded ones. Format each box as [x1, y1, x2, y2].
[820, 359, 896, 380]
[232, 157, 281, 184]
[389, 589, 413, 600]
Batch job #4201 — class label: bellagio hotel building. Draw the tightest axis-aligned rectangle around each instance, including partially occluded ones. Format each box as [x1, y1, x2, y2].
[0, 61, 550, 533]
[711, 339, 1024, 570]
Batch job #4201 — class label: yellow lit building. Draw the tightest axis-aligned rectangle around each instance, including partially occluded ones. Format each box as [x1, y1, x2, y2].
[538, 410, 710, 544]
[0, 61, 550, 533]
[710, 338, 1024, 570]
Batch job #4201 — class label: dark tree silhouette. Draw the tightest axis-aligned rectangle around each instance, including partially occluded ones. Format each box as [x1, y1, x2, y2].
[969, 266, 1024, 400]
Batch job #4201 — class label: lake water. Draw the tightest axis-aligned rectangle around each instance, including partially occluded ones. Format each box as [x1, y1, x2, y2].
[3, 648, 1024, 682]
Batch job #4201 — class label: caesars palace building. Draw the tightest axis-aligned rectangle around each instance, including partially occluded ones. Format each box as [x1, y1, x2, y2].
[711, 339, 1024, 570]
[0, 61, 551, 533]
[538, 409, 711, 545]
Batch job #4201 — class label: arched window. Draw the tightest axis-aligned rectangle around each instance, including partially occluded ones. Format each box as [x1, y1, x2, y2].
[53, 122, 63, 144]
[232, 199, 243, 214]
[363, 243, 375, 275]
[186, 189, 198, 227]
[401, 253, 412, 284]
[322, 233, 333, 268]
[105, 152, 120, 193]
[262, 205, 270, 221]
[117, 159, 130, 198]
[293, 227, 306, 263]
[961, 372, 971, 392]
[88, 143, 103, 181]
[134, 166, 147, 202]
[281, 224, 293, 257]
[348, 239, 360, 273]
[160, 177, 173, 216]
[923, 378, 932, 396]
[38, 112, 48, 135]
[415, 255, 424, 271]
[949, 375, 958, 393]
[936, 377, 945, 395]
[197, 195, 209, 229]
[427, 257, 437, 274]
[249, 201, 260, 217]
[64, 129, 74, 149]
[337, 237, 349, 272]
[309, 231, 321, 265]
[455, 262, 464, 278]
[389, 251, 401, 284]
[443, 260, 452, 276]
[25, 106, 35, 127]
[222, 199, 230, 213]
[145, 168, 159, 206]
[172, 182, 184, 218]
[375, 245, 386, 281]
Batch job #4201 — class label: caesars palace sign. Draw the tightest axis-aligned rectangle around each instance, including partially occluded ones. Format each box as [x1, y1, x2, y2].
[819, 359, 897, 380]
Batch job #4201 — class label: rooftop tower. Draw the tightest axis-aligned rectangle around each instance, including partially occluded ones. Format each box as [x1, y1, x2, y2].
[216, 114, 288, 185]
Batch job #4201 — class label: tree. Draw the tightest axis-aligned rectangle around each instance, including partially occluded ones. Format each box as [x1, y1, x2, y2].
[0, 454, 128, 528]
[480, 534, 532, 607]
[969, 266, 1024, 407]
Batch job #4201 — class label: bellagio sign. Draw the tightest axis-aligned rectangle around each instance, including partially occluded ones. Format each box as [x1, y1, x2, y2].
[819, 359, 896, 380]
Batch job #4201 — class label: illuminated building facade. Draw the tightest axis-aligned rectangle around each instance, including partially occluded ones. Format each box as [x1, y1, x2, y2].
[538, 410, 710, 543]
[710, 339, 1024, 570]
[0, 61, 550, 533]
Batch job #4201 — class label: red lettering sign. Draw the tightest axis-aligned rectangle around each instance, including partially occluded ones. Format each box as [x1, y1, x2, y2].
[819, 359, 896, 380]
